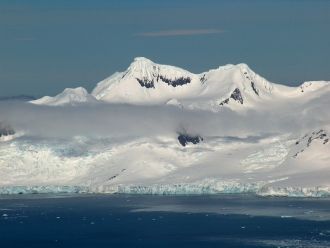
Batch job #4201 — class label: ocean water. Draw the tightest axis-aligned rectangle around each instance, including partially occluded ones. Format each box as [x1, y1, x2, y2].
[1, 194, 330, 248]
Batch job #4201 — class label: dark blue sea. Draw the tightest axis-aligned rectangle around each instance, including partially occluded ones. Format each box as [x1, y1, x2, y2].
[1, 194, 330, 248]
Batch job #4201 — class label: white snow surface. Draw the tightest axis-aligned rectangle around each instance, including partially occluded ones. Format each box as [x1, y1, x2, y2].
[0, 57, 329, 196]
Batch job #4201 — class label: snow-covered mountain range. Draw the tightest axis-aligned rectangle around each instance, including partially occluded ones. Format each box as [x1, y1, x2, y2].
[1, 57, 330, 196]
[32, 57, 330, 110]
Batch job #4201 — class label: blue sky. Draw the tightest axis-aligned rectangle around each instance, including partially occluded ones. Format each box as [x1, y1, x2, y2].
[0, 0, 329, 97]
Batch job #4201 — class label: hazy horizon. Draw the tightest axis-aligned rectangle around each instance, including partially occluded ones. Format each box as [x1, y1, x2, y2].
[1, 0, 329, 97]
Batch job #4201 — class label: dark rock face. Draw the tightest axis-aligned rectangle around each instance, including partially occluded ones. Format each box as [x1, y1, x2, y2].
[307, 130, 327, 147]
[293, 130, 328, 158]
[159, 76, 191, 87]
[251, 82, 259, 96]
[230, 88, 243, 104]
[0, 124, 15, 137]
[108, 169, 126, 181]
[220, 88, 244, 106]
[178, 134, 203, 147]
[219, 98, 229, 106]
[136, 78, 155, 88]
[200, 74, 207, 84]
[136, 75, 191, 88]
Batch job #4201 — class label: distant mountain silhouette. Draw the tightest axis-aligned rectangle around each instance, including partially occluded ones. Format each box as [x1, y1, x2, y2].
[0, 95, 36, 102]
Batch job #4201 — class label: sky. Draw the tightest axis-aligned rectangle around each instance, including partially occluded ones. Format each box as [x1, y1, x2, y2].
[0, 0, 329, 97]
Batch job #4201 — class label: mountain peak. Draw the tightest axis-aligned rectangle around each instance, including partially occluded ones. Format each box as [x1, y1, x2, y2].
[62, 87, 89, 96]
[126, 57, 157, 76]
[122, 57, 193, 83]
[129, 57, 155, 68]
[127, 57, 191, 73]
[132, 57, 154, 63]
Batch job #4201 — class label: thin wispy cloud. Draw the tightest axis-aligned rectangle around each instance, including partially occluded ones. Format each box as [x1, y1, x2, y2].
[137, 29, 224, 37]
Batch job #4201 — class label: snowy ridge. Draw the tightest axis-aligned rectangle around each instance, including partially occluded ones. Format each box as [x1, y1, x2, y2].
[300, 81, 329, 93]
